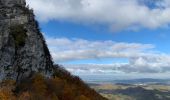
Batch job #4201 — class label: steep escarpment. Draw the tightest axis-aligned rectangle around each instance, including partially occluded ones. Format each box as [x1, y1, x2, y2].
[0, 0, 53, 81]
[0, 0, 107, 100]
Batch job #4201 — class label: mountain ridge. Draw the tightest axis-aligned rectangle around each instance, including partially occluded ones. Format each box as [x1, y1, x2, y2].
[0, 0, 107, 99]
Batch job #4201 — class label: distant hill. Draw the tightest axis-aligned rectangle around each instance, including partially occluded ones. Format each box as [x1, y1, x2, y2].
[113, 78, 170, 85]
[88, 78, 170, 85]
[92, 83, 170, 100]
[100, 87, 170, 100]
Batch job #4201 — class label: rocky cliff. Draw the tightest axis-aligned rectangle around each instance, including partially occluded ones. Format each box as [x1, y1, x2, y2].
[0, 1, 108, 100]
[0, 0, 53, 81]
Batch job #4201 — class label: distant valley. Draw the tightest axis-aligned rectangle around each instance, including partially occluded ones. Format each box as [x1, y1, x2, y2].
[89, 79, 170, 100]
[89, 78, 170, 100]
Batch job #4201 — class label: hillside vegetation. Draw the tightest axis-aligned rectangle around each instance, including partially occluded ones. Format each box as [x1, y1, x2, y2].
[0, 65, 107, 100]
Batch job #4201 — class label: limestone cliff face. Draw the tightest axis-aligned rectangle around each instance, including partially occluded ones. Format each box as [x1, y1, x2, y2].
[0, 0, 53, 81]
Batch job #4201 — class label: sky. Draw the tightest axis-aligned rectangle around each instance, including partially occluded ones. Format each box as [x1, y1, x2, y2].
[26, 0, 170, 81]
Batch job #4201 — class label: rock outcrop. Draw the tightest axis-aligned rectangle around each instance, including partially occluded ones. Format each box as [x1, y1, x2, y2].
[0, 1, 108, 100]
[0, 0, 53, 81]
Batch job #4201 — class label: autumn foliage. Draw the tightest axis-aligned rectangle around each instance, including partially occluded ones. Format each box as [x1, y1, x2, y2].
[0, 67, 107, 100]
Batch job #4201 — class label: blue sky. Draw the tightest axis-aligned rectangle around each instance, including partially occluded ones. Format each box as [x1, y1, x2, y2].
[40, 21, 170, 53]
[26, 0, 170, 80]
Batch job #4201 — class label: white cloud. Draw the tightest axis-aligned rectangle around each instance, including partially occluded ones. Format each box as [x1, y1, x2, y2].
[46, 37, 155, 62]
[46, 37, 170, 74]
[63, 59, 170, 74]
[26, 0, 170, 31]
[63, 56, 170, 74]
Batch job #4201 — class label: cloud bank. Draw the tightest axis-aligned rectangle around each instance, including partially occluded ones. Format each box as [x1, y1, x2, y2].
[27, 0, 170, 31]
[46, 37, 170, 74]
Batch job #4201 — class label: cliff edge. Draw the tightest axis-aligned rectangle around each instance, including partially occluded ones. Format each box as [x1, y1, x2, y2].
[0, 0, 53, 81]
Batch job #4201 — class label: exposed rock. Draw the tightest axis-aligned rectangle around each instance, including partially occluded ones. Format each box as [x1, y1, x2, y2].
[0, 1, 108, 100]
[0, 0, 54, 81]
[0, 0, 26, 7]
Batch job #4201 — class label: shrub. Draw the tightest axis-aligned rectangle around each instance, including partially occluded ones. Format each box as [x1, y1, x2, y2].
[31, 73, 47, 99]
[18, 91, 31, 100]
[0, 80, 16, 100]
[10, 25, 27, 48]
[75, 95, 90, 100]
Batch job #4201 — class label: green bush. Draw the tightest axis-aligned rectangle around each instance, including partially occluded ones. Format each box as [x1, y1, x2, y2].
[10, 25, 27, 48]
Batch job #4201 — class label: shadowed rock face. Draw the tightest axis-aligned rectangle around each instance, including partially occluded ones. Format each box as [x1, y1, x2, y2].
[0, 0, 26, 7]
[0, 0, 54, 81]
